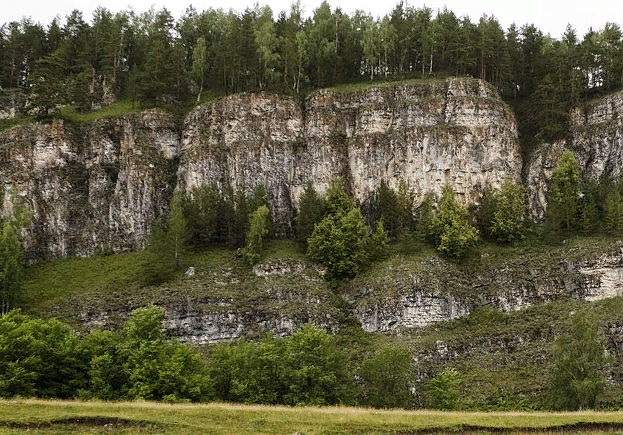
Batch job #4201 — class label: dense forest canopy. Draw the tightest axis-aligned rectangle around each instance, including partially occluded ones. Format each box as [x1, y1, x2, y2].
[1, 1, 622, 141]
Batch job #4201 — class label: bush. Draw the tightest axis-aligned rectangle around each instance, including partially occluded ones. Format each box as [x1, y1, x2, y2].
[358, 346, 412, 409]
[427, 367, 462, 410]
[307, 208, 370, 280]
[0, 305, 213, 402]
[0, 310, 82, 398]
[282, 324, 352, 406]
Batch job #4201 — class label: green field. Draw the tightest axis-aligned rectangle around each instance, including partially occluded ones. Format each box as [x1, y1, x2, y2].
[1, 400, 623, 434]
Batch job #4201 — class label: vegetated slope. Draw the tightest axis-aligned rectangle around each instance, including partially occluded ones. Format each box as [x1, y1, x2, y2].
[18, 237, 623, 407]
[2, 400, 623, 435]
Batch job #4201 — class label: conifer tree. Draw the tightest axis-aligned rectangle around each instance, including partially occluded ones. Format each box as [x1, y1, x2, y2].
[168, 189, 189, 270]
[545, 150, 581, 241]
[605, 186, 623, 235]
[295, 182, 328, 247]
[430, 185, 479, 258]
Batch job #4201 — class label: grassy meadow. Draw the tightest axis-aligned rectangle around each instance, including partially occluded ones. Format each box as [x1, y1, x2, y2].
[2, 400, 623, 435]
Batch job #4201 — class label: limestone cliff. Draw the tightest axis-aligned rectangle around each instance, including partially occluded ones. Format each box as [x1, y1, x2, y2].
[1, 77, 521, 258]
[526, 89, 623, 218]
[178, 78, 521, 235]
[0, 110, 178, 259]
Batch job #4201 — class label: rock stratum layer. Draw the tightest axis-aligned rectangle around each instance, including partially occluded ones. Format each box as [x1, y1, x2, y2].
[1, 78, 520, 259]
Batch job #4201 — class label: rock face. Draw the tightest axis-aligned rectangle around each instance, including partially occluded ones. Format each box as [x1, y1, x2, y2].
[178, 78, 521, 235]
[1, 78, 521, 259]
[0, 110, 179, 258]
[0, 90, 28, 120]
[345, 243, 623, 333]
[526, 90, 623, 218]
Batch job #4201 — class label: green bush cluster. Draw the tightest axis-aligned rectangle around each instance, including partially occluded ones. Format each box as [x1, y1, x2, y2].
[0, 308, 418, 408]
[304, 179, 388, 280]
[0, 305, 211, 402]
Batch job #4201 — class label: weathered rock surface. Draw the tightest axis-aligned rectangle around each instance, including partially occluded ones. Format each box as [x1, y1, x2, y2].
[346, 242, 623, 333]
[66, 259, 338, 344]
[0, 110, 178, 259]
[1, 77, 521, 259]
[0, 90, 28, 120]
[177, 78, 521, 234]
[526, 90, 623, 218]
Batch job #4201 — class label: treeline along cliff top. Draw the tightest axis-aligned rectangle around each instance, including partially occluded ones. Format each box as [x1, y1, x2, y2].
[1, 0, 623, 144]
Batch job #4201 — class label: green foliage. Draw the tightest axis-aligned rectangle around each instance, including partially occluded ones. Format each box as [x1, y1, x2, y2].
[475, 184, 498, 239]
[0, 310, 80, 398]
[210, 335, 285, 404]
[0, 224, 23, 314]
[368, 219, 389, 261]
[326, 178, 355, 216]
[141, 219, 176, 286]
[430, 185, 479, 258]
[0, 305, 212, 402]
[209, 324, 352, 406]
[119, 305, 212, 402]
[184, 184, 222, 246]
[548, 309, 609, 410]
[427, 367, 462, 410]
[490, 178, 527, 243]
[295, 182, 328, 247]
[545, 150, 580, 241]
[168, 190, 189, 270]
[358, 346, 412, 409]
[415, 192, 436, 243]
[242, 205, 271, 266]
[142, 190, 189, 285]
[0, 190, 31, 314]
[579, 180, 600, 235]
[307, 208, 370, 280]
[605, 186, 623, 235]
[282, 324, 352, 406]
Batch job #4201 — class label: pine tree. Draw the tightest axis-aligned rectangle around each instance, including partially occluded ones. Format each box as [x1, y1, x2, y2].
[295, 182, 328, 247]
[167, 190, 189, 270]
[430, 185, 479, 258]
[605, 186, 623, 235]
[545, 150, 581, 241]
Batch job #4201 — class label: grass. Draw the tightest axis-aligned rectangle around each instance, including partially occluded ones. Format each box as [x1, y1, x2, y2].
[324, 76, 450, 93]
[0, 116, 33, 133]
[1, 400, 623, 434]
[57, 101, 142, 124]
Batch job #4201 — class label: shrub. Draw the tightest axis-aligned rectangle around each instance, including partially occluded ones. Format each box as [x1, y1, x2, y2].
[427, 367, 462, 410]
[307, 208, 370, 279]
[282, 324, 352, 406]
[358, 346, 412, 409]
